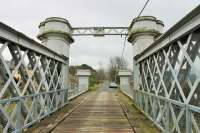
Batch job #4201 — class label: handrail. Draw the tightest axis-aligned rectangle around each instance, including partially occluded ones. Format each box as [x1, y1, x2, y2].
[0, 22, 66, 63]
[132, 5, 200, 133]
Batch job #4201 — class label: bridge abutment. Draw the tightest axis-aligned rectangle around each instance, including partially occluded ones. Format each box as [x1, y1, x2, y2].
[128, 16, 164, 57]
[37, 17, 74, 101]
[76, 69, 91, 93]
[128, 16, 164, 90]
[118, 70, 132, 98]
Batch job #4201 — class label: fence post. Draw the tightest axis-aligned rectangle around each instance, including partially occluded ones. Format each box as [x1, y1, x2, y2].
[165, 101, 170, 133]
[133, 60, 141, 90]
[62, 61, 69, 104]
[186, 105, 192, 133]
[16, 98, 22, 133]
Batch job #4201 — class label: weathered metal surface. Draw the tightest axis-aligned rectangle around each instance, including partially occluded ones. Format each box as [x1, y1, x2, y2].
[23, 91, 90, 133]
[0, 22, 66, 63]
[72, 27, 129, 36]
[0, 21, 83, 132]
[0, 4, 199, 133]
[131, 5, 200, 133]
[52, 91, 134, 133]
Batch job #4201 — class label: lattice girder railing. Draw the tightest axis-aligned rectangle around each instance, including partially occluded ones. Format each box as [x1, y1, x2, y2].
[0, 21, 72, 132]
[0, 41, 68, 132]
[68, 82, 88, 100]
[133, 11, 200, 133]
[120, 85, 133, 98]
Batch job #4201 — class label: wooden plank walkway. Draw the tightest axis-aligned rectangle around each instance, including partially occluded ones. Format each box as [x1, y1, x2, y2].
[52, 90, 134, 133]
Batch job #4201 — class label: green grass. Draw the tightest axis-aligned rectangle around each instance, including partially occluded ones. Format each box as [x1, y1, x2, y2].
[88, 84, 101, 91]
[116, 90, 162, 133]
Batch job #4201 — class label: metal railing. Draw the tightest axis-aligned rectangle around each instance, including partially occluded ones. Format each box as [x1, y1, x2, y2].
[132, 5, 200, 133]
[68, 84, 87, 100]
[0, 22, 70, 132]
[120, 85, 133, 99]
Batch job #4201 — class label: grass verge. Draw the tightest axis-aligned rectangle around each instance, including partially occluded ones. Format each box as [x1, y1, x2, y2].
[116, 90, 162, 133]
[88, 83, 101, 91]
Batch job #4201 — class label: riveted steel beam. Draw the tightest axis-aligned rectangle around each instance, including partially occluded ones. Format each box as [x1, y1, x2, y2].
[72, 27, 129, 36]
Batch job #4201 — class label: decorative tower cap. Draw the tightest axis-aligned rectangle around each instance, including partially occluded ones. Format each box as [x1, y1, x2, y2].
[156, 19, 164, 26]
[130, 16, 156, 27]
[37, 17, 74, 43]
[76, 69, 91, 76]
[118, 70, 132, 76]
[128, 16, 164, 42]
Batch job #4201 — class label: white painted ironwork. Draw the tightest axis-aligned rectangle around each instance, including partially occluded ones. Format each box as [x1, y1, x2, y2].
[0, 21, 81, 132]
[68, 85, 86, 100]
[0, 4, 199, 133]
[131, 5, 200, 133]
[72, 27, 129, 36]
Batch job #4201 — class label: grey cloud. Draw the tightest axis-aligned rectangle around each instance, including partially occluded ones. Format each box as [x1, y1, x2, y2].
[0, 0, 199, 70]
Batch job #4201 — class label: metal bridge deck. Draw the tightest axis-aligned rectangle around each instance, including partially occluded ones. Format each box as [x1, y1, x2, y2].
[52, 89, 134, 133]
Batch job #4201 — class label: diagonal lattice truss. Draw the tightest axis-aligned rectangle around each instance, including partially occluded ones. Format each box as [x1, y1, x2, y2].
[72, 27, 129, 36]
[134, 29, 200, 133]
[0, 41, 67, 132]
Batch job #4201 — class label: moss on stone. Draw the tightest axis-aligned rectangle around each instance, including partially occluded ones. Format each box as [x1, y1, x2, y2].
[128, 28, 161, 42]
[129, 28, 160, 35]
[45, 17, 72, 29]
[37, 30, 74, 43]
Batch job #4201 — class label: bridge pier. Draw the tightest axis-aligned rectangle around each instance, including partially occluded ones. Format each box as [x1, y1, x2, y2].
[76, 69, 91, 93]
[118, 70, 132, 98]
[126, 12, 200, 132]
[128, 16, 164, 90]
[37, 17, 74, 102]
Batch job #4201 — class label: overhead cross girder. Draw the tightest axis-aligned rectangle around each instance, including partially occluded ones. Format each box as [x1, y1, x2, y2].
[72, 27, 129, 36]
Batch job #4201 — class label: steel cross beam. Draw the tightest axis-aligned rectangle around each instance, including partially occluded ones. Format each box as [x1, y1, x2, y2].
[71, 27, 129, 36]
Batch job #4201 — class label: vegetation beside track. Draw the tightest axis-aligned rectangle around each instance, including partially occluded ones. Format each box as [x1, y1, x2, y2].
[88, 83, 101, 91]
[116, 90, 162, 133]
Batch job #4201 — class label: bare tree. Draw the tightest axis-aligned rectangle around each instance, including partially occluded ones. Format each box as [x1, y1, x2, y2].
[96, 62, 106, 83]
[107, 56, 128, 82]
[96, 68, 106, 82]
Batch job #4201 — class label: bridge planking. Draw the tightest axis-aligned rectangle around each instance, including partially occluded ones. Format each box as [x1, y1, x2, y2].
[52, 90, 134, 133]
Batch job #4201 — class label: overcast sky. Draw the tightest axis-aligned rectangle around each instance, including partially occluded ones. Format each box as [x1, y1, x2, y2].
[0, 0, 199, 70]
